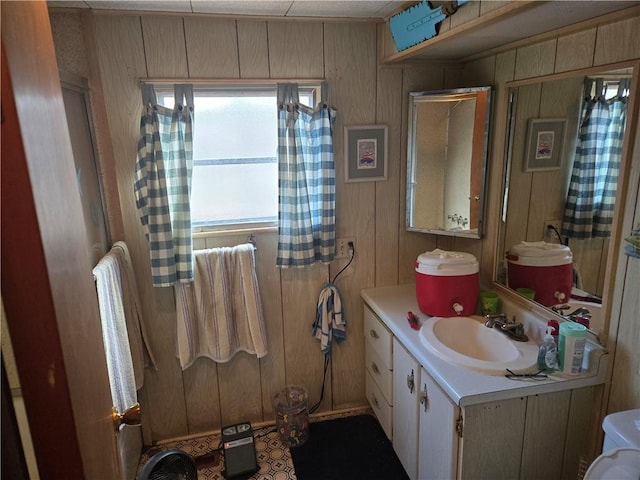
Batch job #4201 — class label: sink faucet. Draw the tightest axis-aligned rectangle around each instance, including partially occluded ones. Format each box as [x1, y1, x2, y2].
[551, 304, 591, 323]
[484, 314, 529, 342]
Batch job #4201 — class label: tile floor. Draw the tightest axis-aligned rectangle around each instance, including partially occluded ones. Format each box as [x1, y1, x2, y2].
[138, 407, 372, 480]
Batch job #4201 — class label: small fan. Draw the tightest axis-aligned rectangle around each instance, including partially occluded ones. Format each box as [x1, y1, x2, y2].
[138, 448, 197, 480]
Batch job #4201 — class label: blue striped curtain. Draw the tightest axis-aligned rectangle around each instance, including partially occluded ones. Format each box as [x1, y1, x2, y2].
[276, 83, 337, 267]
[561, 78, 629, 239]
[134, 84, 194, 286]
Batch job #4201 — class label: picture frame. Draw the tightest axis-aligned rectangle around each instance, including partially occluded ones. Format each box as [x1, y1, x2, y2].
[344, 125, 388, 182]
[524, 118, 567, 172]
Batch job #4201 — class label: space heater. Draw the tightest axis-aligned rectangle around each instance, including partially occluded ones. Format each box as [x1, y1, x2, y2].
[222, 422, 259, 479]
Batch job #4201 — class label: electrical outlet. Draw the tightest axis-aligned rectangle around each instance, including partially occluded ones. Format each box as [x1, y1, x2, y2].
[336, 237, 355, 259]
[544, 219, 562, 240]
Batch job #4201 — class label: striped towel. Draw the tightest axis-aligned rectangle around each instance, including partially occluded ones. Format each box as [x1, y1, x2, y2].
[175, 243, 268, 368]
[313, 283, 346, 355]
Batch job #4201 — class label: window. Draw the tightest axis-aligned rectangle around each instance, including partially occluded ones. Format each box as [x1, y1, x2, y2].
[157, 84, 318, 230]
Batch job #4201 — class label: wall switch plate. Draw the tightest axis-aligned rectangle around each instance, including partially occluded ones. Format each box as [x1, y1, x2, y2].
[335, 237, 355, 259]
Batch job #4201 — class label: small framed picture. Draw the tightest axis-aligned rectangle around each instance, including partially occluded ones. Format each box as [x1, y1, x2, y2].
[524, 118, 567, 172]
[344, 125, 388, 182]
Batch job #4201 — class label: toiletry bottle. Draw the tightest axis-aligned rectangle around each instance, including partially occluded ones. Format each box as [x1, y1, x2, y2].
[559, 322, 587, 374]
[547, 319, 559, 347]
[537, 326, 558, 371]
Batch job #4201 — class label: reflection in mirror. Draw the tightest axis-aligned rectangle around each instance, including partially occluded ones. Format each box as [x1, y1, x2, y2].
[407, 87, 492, 239]
[496, 67, 633, 336]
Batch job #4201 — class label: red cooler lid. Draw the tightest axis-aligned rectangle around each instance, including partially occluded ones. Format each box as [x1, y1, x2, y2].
[507, 241, 573, 267]
[415, 249, 479, 276]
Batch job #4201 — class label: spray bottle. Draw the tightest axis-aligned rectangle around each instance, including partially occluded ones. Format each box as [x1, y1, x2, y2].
[537, 325, 558, 371]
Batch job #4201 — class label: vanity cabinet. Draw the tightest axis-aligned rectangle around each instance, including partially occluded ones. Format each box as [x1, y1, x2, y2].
[363, 301, 602, 480]
[418, 366, 459, 480]
[392, 338, 459, 480]
[364, 306, 393, 439]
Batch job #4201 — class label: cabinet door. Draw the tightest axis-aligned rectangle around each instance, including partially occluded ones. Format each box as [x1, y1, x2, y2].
[460, 397, 527, 479]
[418, 367, 459, 480]
[392, 339, 419, 480]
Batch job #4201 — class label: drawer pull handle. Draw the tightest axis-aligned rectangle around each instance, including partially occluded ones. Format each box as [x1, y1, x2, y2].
[407, 369, 415, 394]
[369, 329, 380, 339]
[371, 393, 380, 408]
[371, 362, 380, 374]
[419, 384, 429, 412]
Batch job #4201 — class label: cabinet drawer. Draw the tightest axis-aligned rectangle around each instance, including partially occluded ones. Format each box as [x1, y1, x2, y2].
[364, 306, 392, 368]
[366, 371, 392, 440]
[365, 341, 392, 404]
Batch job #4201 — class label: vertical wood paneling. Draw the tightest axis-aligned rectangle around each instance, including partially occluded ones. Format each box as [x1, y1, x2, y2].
[594, 16, 640, 66]
[461, 397, 526, 478]
[503, 83, 539, 255]
[450, 0, 481, 30]
[217, 353, 263, 425]
[141, 16, 188, 77]
[555, 29, 596, 73]
[94, 14, 190, 440]
[237, 21, 270, 78]
[526, 77, 582, 242]
[253, 233, 285, 417]
[184, 18, 239, 78]
[608, 109, 640, 411]
[375, 66, 403, 287]
[520, 391, 571, 478]
[563, 387, 596, 479]
[268, 22, 324, 78]
[324, 22, 377, 408]
[514, 39, 557, 80]
[182, 357, 221, 433]
[281, 264, 332, 411]
[73, 10, 640, 447]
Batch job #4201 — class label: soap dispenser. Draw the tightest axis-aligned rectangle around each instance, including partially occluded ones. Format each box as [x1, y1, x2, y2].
[537, 326, 558, 371]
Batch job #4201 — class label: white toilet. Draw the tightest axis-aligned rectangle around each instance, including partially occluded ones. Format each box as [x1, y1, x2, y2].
[583, 409, 640, 479]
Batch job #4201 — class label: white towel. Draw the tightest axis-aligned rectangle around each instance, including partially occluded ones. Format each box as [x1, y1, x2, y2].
[175, 243, 268, 368]
[93, 254, 137, 414]
[111, 241, 157, 387]
[313, 283, 346, 355]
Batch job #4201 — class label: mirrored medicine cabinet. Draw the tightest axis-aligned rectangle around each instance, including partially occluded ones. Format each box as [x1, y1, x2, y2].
[406, 87, 492, 239]
[494, 63, 636, 341]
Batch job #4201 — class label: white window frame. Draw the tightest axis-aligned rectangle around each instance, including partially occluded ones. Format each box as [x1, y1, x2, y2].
[154, 81, 324, 235]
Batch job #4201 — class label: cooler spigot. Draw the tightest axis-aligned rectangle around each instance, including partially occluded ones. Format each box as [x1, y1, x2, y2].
[452, 302, 464, 315]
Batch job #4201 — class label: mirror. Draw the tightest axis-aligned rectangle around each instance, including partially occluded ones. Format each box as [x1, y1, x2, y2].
[406, 87, 492, 239]
[495, 66, 633, 336]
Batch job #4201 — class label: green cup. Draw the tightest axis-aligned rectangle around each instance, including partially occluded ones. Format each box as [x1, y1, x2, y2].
[479, 291, 500, 315]
[516, 287, 536, 300]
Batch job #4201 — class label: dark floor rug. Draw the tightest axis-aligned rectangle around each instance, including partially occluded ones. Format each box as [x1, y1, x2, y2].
[290, 414, 409, 480]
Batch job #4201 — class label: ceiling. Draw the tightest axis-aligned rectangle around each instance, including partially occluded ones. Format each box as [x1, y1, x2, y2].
[48, 0, 409, 19]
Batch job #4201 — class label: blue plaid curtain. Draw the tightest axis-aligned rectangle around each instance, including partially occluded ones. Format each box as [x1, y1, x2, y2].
[134, 84, 194, 286]
[562, 78, 629, 239]
[276, 83, 337, 267]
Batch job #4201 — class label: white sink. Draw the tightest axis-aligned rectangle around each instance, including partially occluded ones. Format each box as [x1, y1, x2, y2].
[419, 316, 539, 375]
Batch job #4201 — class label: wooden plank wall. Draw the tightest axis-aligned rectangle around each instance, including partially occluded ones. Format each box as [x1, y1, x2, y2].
[77, 12, 455, 442]
[460, 12, 640, 438]
[49, 9, 640, 444]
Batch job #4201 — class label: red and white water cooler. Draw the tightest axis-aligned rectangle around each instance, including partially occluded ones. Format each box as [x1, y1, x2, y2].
[415, 249, 479, 317]
[506, 241, 573, 307]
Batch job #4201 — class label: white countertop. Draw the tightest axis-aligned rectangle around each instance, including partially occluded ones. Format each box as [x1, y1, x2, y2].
[361, 284, 609, 407]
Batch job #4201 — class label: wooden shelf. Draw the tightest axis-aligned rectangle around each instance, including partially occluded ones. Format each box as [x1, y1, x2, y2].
[380, 1, 640, 64]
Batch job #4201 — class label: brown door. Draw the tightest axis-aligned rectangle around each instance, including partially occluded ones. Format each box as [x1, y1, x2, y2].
[1, 2, 121, 478]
